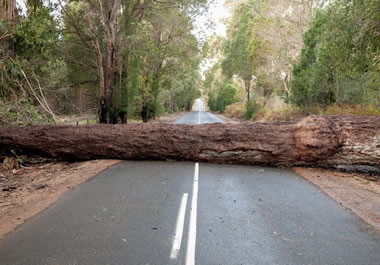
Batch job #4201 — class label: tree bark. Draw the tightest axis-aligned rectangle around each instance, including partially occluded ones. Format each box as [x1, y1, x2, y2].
[0, 0, 16, 21]
[282, 73, 290, 96]
[99, 0, 121, 124]
[0, 116, 379, 169]
[244, 78, 251, 102]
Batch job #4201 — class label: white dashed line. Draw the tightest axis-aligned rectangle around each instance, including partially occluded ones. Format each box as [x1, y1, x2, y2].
[186, 162, 199, 265]
[170, 193, 189, 260]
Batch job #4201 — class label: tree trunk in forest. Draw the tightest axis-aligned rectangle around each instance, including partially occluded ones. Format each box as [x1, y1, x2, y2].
[282, 73, 290, 96]
[244, 79, 251, 102]
[119, 53, 129, 124]
[98, 0, 121, 124]
[0, 0, 16, 21]
[0, 116, 379, 169]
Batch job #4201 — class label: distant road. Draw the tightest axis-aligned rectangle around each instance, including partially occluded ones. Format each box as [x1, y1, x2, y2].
[1, 99, 380, 265]
[176, 99, 223, 125]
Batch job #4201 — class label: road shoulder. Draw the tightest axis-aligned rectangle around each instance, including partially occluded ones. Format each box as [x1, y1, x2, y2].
[0, 160, 121, 240]
[294, 167, 380, 234]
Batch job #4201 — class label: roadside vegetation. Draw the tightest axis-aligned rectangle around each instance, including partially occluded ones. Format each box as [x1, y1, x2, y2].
[204, 0, 380, 121]
[0, 0, 379, 125]
[0, 0, 208, 125]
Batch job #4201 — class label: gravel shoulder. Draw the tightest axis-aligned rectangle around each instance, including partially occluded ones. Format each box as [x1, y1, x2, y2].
[212, 113, 242, 123]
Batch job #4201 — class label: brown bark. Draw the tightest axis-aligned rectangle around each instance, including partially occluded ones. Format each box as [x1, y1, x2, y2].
[0, 116, 379, 168]
[0, 0, 16, 21]
[98, 0, 121, 124]
[244, 78, 251, 102]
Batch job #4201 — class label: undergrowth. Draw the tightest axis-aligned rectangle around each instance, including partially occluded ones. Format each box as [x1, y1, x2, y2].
[224, 101, 380, 122]
[0, 98, 53, 126]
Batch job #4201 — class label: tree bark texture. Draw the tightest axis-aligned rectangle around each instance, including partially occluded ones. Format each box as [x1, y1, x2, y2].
[0, 0, 16, 21]
[99, 0, 121, 124]
[0, 116, 379, 168]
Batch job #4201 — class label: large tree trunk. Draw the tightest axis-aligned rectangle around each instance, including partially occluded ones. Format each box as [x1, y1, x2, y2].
[0, 116, 379, 169]
[99, 0, 121, 124]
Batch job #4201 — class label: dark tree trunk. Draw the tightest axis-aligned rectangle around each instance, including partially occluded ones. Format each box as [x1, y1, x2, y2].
[244, 79, 251, 102]
[0, 116, 379, 169]
[99, 97, 108, 123]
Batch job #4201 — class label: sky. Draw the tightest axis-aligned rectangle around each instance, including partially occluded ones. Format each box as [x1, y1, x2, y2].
[193, 0, 231, 75]
[16, 0, 230, 38]
[193, 0, 231, 40]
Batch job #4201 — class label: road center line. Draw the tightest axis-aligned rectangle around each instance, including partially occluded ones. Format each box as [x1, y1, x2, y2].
[186, 162, 199, 265]
[170, 193, 189, 260]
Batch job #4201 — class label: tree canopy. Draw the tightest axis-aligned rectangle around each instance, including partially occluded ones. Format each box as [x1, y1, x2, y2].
[0, 0, 210, 124]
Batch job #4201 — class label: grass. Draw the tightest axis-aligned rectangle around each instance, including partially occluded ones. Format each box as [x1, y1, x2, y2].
[324, 104, 380, 116]
[77, 119, 97, 125]
[255, 103, 380, 122]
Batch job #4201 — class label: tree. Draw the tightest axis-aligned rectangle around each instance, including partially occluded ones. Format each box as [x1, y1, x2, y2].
[0, 0, 62, 123]
[290, 0, 380, 108]
[221, 1, 256, 102]
[61, 0, 210, 123]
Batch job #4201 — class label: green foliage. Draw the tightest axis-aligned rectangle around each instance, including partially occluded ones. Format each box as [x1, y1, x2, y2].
[1, 2, 59, 96]
[245, 100, 257, 120]
[221, 1, 255, 82]
[13, 2, 58, 59]
[208, 81, 239, 113]
[160, 70, 201, 113]
[207, 91, 217, 112]
[290, 0, 380, 108]
[127, 56, 141, 117]
[0, 98, 52, 125]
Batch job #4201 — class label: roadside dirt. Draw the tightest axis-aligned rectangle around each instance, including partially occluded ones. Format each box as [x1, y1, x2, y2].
[294, 167, 380, 233]
[212, 113, 242, 124]
[0, 159, 120, 240]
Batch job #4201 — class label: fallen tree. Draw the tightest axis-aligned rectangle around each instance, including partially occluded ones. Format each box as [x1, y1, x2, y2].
[0, 116, 379, 168]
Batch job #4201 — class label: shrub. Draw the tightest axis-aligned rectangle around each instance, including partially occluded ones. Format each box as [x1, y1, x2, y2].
[324, 104, 380, 116]
[0, 98, 52, 125]
[224, 102, 246, 119]
[245, 100, 257, 120]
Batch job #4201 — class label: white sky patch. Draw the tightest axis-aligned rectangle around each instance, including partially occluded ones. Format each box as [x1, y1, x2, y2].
[194, 1, 231, 77]
[16, 0, 26, 16]
[16, 0, 62, 18]
[192, 0, 231, 40]
[282, 5, 293, 18]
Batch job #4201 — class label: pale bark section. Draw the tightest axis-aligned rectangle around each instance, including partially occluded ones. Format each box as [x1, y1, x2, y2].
[0, 0, 16, 21]
[0, 116, 379, 168]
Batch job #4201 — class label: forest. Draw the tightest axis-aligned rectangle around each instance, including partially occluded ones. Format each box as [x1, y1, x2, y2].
[0, 0, 379, 125]
[0, 0, 207, 124]
[206, 0, 380, 120]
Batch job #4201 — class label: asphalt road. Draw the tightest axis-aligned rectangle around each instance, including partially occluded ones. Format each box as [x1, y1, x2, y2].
[175, 99, 223, 125]
[1, 99, 380, 265]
